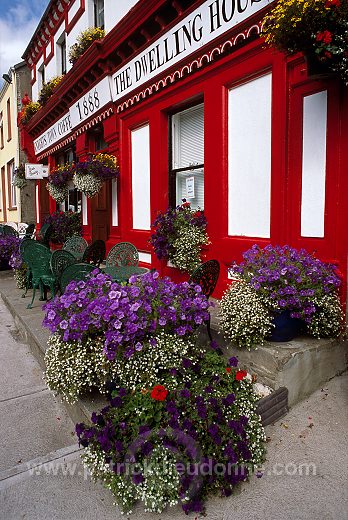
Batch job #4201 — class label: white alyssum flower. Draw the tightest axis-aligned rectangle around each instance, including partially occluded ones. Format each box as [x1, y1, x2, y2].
[219, 280, 273, 349]
[73, 173, 102, 198]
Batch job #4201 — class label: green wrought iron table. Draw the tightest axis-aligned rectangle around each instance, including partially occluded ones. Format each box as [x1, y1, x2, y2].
[102, 266, 150, 283]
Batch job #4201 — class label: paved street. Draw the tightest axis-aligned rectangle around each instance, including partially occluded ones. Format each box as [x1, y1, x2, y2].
[0, 296, 347, 520]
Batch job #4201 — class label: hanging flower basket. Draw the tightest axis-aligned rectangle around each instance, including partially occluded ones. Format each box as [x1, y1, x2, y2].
[262, 0, 348, 84]
[12, 165, 27, 189]
[150, 200, 209, 274]
[47, 163, 75, 203]
[74, 153, 119, 198]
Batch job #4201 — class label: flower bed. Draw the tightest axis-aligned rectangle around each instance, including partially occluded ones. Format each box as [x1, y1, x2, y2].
[150, 200, 209, 274]
[76, 350, 265, 515]
[219, 245, 343, 348]
[42, 268, 267, 514]
[262, 0, 348, 84]
[69, 27, 105, 65]
[0, 235, 21, 270]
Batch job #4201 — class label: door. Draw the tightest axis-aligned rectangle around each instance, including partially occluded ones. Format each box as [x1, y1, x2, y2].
[90, 180, 111, 242]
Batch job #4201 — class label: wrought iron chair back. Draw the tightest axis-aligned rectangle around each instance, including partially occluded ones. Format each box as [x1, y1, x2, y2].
[188, 260, 220, 298]
[188, 260, 220, 341]
[106, 242, 139, 267]
[62, 236, 88, 261]
[24, 223, 36, 238]
[50, 250, 77, 292]
[19, 238, 34, 298]
[60, 263, 98, 293]
[21, 241, 56, 308]
[82, 239, 106, 267]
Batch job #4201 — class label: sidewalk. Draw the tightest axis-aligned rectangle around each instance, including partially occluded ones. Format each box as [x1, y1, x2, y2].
[0, 272, 348, 519]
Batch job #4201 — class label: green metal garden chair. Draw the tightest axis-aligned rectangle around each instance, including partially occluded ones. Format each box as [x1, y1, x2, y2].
[21, 241, 57, 309]
[19, 238, 35, 297]
[60, 263, 98, 293]
[188, 259, 220, 341]
[106, 242, 139, 267]
[37, 223, 53, 247]
[50, 249, 77, 293]
[82, 240, 106, 268]
[62, 236, 88, 261]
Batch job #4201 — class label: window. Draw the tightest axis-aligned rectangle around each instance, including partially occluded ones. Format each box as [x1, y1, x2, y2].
[38, 64, 45, 91]
[6, 99, 11, 141]
[7, 160, 16, 208]
[56, 148, 81, 213]
[59, 35, 67, 75]
[0, 112, 4, 149]
[95, 127, 108, 152]
[94, 0, 104, 29]
[170, 104, 204, 210]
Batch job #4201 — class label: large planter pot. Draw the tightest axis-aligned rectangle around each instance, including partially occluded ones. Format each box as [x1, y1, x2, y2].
[267, 310, 305, 342]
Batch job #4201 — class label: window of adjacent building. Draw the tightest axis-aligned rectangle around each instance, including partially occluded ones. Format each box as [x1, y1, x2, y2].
[7, 160, 16, 208]
[57, 33, 67, 75]
[94, 0, 104, 29]
[170, 103, 204, 210]
[6, 99, 11, 142]
[0, 112, 4, 149]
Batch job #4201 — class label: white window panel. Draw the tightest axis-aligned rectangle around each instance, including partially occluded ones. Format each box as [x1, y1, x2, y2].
[301, 91, 327, 238]
[131, 124, 150, 230]
[172, 104, 204, 169]
[228, 73, 272, 238]
[112, 178, 118, 227]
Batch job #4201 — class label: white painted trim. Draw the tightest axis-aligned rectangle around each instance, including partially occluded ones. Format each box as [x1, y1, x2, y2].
[82, 193, 88, 225]
[35, 184, 40, 224]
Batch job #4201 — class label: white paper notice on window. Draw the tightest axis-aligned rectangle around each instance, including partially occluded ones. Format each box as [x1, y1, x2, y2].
[186, 177, 195, 199]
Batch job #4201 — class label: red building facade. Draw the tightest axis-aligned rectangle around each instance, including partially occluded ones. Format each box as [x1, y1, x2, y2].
[20, 0, 348, 299]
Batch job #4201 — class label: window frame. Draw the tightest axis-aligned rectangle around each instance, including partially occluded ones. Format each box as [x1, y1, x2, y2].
[94, 0, 104, 29]
[168, 102, 205, 209]
[0, 111, 4, 149]
[7, 160, 16, 209]
[6, 99, 11, 142]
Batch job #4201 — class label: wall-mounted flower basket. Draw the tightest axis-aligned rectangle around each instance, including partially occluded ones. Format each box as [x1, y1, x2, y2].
[13, 165, 27, 189]
[74, 153, 119, 198]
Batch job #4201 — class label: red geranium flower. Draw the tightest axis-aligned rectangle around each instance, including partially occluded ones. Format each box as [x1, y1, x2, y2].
[316, 30, 332, 44]
[235, 370, 247, 381]
[150, 385, 168, 401]
[226, 367, 232, 374]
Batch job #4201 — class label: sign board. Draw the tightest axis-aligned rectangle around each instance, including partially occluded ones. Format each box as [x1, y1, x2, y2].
[33, 112, 72, 155]
[69, 76, 113, 129]
[111, 0, 273, 102]
[186, 176, 195, 199]
[25, 163, 49, 180]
